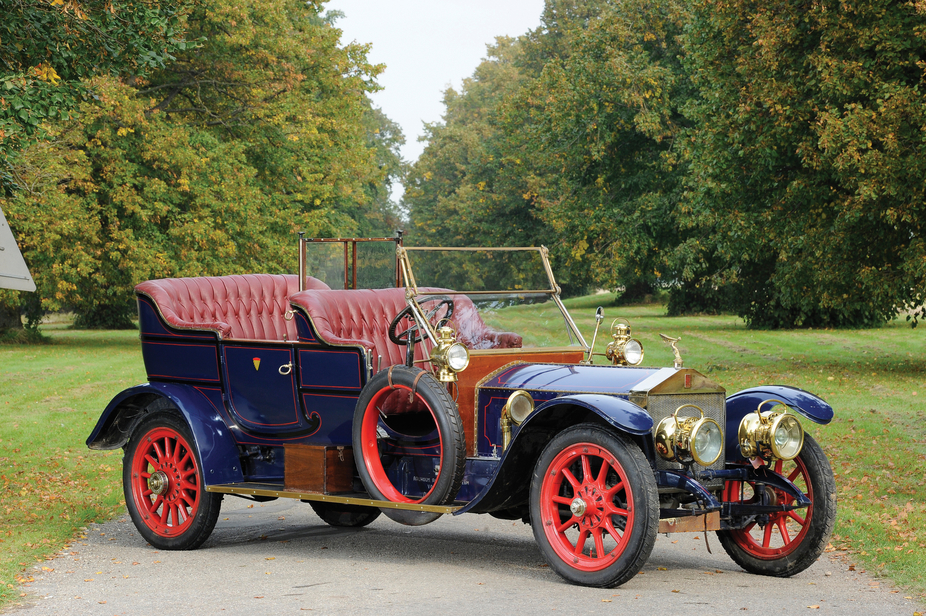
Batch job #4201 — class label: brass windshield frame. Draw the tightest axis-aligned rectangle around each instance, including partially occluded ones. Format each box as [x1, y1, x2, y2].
[396, 245, 589, 352]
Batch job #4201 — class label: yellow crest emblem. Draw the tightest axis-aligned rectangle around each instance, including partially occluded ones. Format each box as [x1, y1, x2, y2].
[253, 357, 261, 371]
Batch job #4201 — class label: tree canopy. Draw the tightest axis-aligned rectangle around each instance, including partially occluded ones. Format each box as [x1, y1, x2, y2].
[1, 0, 198, 189]
[1, 0, 403, 330]
[407, 0, 926, 327]
[682, 0, 926, 327]
[406, 0, 691, 299]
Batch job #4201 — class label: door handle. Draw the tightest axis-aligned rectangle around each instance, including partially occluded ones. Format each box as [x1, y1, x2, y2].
[278, 363, 293, 375]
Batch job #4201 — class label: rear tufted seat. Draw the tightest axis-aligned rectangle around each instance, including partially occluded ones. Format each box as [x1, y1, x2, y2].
[136, 274, 330, 341]
[289, 287, 522, 367]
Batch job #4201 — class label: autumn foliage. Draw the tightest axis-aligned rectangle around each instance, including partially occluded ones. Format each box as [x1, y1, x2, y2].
[1, 0, 402, 329]
[3, 0, 926, 329]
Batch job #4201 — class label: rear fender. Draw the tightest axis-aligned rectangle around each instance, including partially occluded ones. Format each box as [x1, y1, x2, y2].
[456, 395, 653, 515]
[86, 382, 243, 486]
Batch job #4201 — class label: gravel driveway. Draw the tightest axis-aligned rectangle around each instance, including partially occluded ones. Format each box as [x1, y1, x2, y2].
[7, 496, 923, 615]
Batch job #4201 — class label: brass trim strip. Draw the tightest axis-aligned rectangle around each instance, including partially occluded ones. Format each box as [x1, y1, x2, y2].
[304, 237, 397, 243]
[468, 346, 580, 357]
[415, 289, 556, 296]
[404, 246, 543, 252]
[206, 483, 460, 513]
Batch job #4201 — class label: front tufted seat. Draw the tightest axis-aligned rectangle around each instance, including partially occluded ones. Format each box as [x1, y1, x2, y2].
[289, 288, 522, 367]
[136, 274, 330, 341]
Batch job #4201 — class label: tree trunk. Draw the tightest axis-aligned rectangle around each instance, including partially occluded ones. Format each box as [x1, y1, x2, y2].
[0, 302, 23, 332]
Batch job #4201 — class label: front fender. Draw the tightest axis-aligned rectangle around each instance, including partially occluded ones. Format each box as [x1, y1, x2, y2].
[456, 394, 652, 515]
[533, 394, 654, 435]
[86, 382, 244, 486]
[726, 386, 834, 425]
[725, 386, 833, 462]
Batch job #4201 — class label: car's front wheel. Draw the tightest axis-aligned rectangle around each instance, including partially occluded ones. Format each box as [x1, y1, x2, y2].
[717, 434, 836, 577]
[123, 411, 222, 550]
[530, 424, 658, 587]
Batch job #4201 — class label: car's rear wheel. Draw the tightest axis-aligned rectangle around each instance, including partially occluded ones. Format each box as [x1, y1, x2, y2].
[717, 434, 836, 577]
[308, 501, 381, 527]
[123, 411, 222, 549]
[352, 366, 464, 525]
[530, 424, 658, 587]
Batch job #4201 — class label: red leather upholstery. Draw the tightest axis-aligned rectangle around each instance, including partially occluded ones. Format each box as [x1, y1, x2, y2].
[290, 287, 412, 366]
[136, 274, 330, 341]
[289, 288, 522, 369]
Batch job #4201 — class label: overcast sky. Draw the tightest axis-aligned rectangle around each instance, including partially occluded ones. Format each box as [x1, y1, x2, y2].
[326, 0, 546, 197]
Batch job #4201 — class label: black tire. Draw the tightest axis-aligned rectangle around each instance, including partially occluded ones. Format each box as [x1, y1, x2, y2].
[308, 501, 381, 527]
[352, 366, 464, 525]
[530, 424, 659, 588]
[123, 411, 223, 550]
[717, 434, 837, 577]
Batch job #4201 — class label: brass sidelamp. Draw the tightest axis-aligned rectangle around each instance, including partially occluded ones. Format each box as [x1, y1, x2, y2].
[605, 318, 644, 366]
[737, 399, 804, 461]
[654, 404, 724, 467]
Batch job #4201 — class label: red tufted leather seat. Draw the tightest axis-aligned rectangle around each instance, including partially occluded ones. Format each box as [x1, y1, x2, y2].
[136, 274, 330, 341]
[289, 288, 522, 368]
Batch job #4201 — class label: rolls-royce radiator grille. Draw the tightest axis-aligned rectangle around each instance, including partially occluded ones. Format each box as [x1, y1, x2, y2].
[647, 392, 726, 489]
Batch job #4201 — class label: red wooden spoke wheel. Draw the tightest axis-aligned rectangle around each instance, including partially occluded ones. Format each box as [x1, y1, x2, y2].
[540, 444, 636, 570]
[717, 434, 836, 577]
[123, 412, 222, 550]
[723, 457, 811, 558]
[530, 424, 658, 588]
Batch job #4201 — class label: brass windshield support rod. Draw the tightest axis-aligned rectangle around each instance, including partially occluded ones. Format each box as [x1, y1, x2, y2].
[298, 232, 306, 292]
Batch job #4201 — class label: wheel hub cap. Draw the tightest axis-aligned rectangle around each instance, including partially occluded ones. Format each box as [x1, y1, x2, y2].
[570, 497, 587, 517]
[147, 470, 169, 496]
[575, 485, 606, 529]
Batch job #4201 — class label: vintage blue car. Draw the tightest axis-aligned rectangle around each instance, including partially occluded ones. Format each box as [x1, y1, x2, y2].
[87, 236, 836, 587]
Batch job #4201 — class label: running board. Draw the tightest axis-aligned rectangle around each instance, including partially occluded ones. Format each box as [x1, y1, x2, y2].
[206, 482, 461, 514]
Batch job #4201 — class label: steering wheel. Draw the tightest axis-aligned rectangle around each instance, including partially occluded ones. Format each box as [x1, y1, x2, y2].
[388, 297, 455, 346]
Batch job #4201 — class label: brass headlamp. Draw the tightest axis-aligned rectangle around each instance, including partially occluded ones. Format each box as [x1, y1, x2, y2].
[605, 318, 644, 366]
[500, 390, 535, 450]
[738, 399, 805, 461]
[429, 326, 469, 383]
[654, 404, 723, 467]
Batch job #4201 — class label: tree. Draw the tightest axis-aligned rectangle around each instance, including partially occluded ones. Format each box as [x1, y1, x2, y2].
[682, 0, 926, 327]
[1, 0, 197, 190]
[1, 0, 403, 330]
[504, 0, 691, 298]
[406, 0, 691, 298]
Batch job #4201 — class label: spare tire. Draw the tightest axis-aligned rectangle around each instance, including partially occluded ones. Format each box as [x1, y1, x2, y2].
[352, 366, 465, 525]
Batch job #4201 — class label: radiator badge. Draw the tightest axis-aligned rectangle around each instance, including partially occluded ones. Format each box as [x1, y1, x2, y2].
[253, 357, 261, 371]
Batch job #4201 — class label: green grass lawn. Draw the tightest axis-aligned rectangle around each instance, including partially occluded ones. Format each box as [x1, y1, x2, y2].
[0, 329, 146, 605]
[1, 299, 924, 606]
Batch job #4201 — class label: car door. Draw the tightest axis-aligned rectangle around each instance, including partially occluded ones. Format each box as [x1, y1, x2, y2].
[222, 343, 317, 436]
